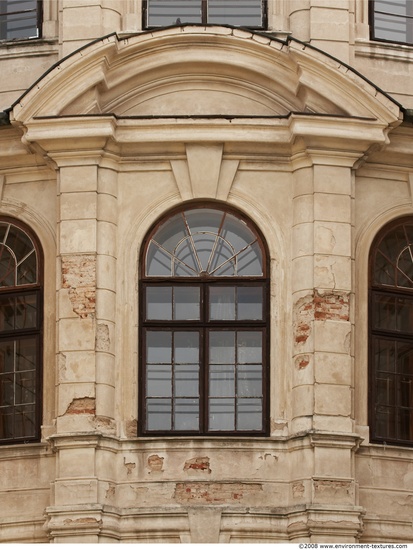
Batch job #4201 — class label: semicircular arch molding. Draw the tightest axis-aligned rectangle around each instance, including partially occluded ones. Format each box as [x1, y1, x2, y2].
[11, 27, 402, 125]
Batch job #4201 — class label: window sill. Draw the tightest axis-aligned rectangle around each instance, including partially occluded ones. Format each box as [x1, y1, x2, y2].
[0, 37, 58, 58]
[355, 38, 413, 62]
[0, 441, 52, 459]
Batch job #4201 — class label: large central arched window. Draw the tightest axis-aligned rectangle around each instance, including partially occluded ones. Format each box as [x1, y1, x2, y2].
[139, 205, 269, 435]
[370, 217, 413, 446]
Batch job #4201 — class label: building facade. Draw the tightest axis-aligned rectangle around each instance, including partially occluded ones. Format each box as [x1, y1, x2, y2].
[0, 0, 413, 543]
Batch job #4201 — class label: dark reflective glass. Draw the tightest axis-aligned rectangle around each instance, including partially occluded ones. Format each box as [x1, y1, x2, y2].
[209, 364, 235, 397]
[174, 398, 199, 430]
[147, 364, 172, 397]
[13, 403, 35, 438]
[146, 286, 172, 320]
[0, 0, 38, 40]
[209, 0, 262, 26]
[174, 286, 200, 320]
[0, 246, 16, 287]
[237, 398, 262, 430]
[209, 397, 235, 431]
[147, 398, 172, 430]
[147, 0, 201, 26]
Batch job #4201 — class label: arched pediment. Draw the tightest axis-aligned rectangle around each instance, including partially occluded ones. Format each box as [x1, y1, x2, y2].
[11, 26, 402, 124]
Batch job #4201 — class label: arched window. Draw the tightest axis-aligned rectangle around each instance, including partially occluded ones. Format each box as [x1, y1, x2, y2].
[370, 217, 413, 446]
[139, 205, 269, 435]
[0, 219, 42, 445]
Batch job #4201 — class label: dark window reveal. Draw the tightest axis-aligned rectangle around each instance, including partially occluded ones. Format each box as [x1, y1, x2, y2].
[0, 0, 41, 41]
[370, 0, 413, 45]
[139, 205, 269, 436]
[0, 219, 42, 445]
[143, 0, 266, 30]
[369, 218, 413, 446]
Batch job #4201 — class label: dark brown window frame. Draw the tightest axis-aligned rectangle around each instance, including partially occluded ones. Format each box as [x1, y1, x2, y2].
[138, 203, 270, 437]
[142, 0, 268, 31]
[369, 216, 413, 447]
[0, 217, 43, 446]
[369, 0, 413, 46]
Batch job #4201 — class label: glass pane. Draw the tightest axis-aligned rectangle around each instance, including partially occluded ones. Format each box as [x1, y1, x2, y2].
[0, 374, 14, 405]
[146, 331, 172, 363]
[145, 208, 264, 279]
[398, 408, 413, 440]
[0, 340, 14, 373]
[17, 252, 36, 285]
[208, 0, 262, 26]
[174, 239, 199, 276]
[236, 242, 263, 276]
[174, 286, 200, 320]
[0, 0, 38, 40]
[209, 331, 235, 364]
[146, 242, 172, 276]
[15, 370, 35, 404]
[0, 246, 16, 287]
[399, 375, 413, 407]
[13, 404, 35, 438]
[398, 341, 413, 375]
[175, 331, 199, 363]
[0, 295, 15, 331]
[238, 286, 263, 320]
[16, 338, 37, 372]
[0, 294, 37, 331]
[0, 405, 13, 439]
[375, 405, 395, 439]
[237, 364, 262, 397]
[373, 338, 396, 373]
[147, 364, 172, 397]
[6, 224, 34, 264]
[209, 364, 235, 397]
[376, 374, 394, 405]
[174, 398, 199, 430]
[147, 398, 172, 430]
[175, 364, 199, 397]
[209, 287, 235, 320]
[209, 398, 235, 431]
[237, 331, 262, 364]
[397, 247, 413, 287]
[237, 398, 262, 430]
[147, 0, 201, 26]
[146, 287, 172, 320]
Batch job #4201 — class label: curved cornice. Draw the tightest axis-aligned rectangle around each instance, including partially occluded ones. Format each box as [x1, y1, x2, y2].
[10, 26, 402, 127]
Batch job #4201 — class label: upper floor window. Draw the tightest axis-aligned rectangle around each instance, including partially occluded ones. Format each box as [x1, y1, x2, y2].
[139, 205, 269, 436]
[0, 219, 42, 445]
[143, 0, 267, 30]
[369, 218, 413, 446]
[370, 0, 413, 45]
[0, 0, 41, 41]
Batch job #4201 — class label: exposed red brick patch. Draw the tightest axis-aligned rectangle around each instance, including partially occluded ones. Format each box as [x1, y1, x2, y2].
[295, 355, 310, 369]
[184, 457, 211, 473]
[314, 291, 350, 321]
[174, 482, 262, 504]
[294, 291, 350, 346]
[62, 255, 96, 319]
[65, 397, 95, 415]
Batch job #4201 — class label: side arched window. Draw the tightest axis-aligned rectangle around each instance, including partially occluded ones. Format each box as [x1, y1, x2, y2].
[0, 219, 42, 445]
[139, 205, 269, 435]
[370, 217, 413, 445]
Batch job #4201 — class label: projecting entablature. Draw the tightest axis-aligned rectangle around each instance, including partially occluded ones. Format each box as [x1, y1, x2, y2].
[10, 26, 403, 123]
